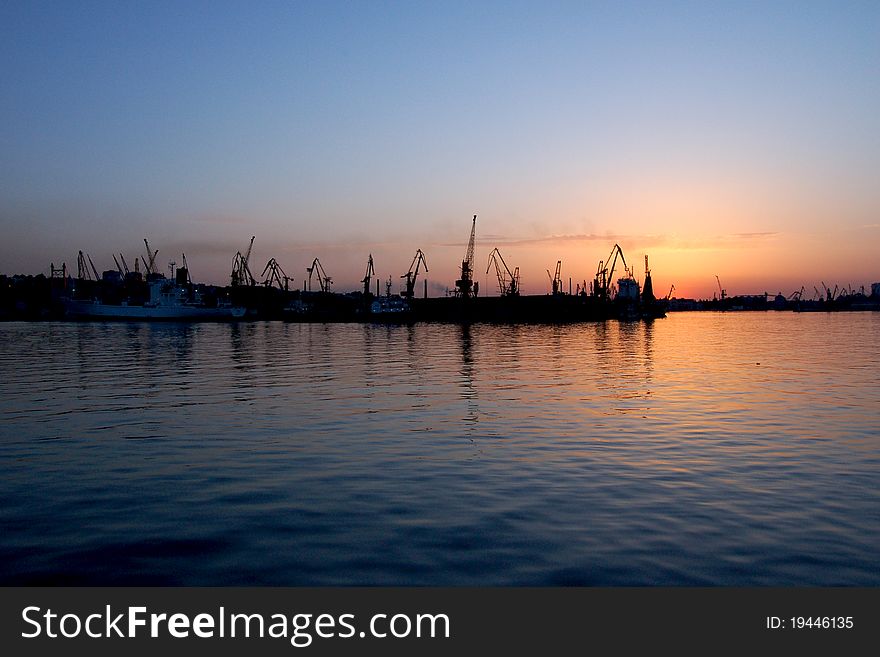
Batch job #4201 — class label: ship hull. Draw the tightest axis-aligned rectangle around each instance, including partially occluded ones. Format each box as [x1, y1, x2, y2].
[63, 299, 245, 321]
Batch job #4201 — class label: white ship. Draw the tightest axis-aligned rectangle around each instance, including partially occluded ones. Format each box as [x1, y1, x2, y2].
[63, 277, 245, 320]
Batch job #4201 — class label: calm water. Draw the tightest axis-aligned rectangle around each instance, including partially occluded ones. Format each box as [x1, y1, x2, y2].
[1, 313, 878, 585]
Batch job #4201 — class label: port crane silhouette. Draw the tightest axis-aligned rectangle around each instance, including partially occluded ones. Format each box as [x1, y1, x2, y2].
[362, 254, 375, 296]
[261, 258, 290, 290]
[307, 258, 332, 292]
[454, 215, 477, 298]
[231, 236, 256, 286]
[715, 275, 726, 301]
[402, 249, 428, 299]
[486, 248, 519, 296]
[547, 260, 562, 295]
[594, 244, 627, 300]
[77, 250, 100, 281]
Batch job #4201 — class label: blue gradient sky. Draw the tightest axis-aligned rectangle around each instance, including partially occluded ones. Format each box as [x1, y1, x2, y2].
[1, 0, 878, 296]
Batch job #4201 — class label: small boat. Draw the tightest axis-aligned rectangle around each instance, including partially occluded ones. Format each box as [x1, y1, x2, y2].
[369, 295, 413, 321]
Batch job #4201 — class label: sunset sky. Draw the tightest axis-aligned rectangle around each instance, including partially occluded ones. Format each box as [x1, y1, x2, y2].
[1, 0, 878, 298]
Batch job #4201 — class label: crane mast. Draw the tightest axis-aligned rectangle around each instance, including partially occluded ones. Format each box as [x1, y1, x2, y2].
[642, 254, 655, 302]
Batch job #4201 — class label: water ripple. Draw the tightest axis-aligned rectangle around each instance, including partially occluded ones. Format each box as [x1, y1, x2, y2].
[1, 313, 879, 584]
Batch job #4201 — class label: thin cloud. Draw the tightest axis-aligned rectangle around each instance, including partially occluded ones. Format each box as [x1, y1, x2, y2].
[437, 233, 632, 248]
[732, 232, 779, 239]
[437, 232, 779, 249]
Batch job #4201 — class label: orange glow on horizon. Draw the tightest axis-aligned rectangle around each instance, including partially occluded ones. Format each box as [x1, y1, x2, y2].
[157, 221, 876, 301]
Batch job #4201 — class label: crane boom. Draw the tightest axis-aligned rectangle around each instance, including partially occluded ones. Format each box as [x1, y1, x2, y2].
[144, 239, 158, 275]
[606, 244, 626, 284]
[243, 236, 255, 270]
[464, 215, 476, 274]
[306, 259, 316, 291]
[87, 254, 100, 280]
[242, 236, 255, 285]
